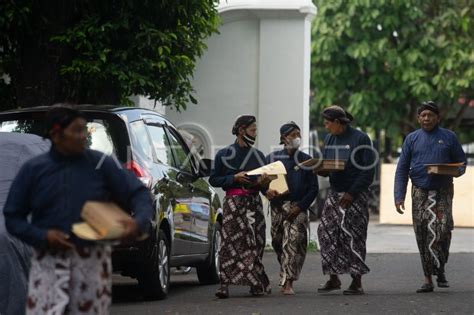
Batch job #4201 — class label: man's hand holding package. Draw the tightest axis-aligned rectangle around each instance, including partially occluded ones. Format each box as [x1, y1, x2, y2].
[119, 217, 141, 244]
[266, 189, 280, 200]
[234, 171, 252, 185]
[47, 229, 75, 251]
[257, 173, 272, 188]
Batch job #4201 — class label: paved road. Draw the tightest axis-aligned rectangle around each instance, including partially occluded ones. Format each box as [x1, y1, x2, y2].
[111, 252, 474, 315]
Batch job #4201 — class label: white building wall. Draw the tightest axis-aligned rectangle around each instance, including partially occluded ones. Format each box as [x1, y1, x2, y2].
[257, 16, 313, 154]
[165, 0, 316, 159]
[166, 17, 261, 157]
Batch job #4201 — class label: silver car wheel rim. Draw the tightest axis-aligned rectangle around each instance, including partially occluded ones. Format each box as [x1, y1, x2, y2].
[158, 240, 169, 290]
[214, 230, 221, 276]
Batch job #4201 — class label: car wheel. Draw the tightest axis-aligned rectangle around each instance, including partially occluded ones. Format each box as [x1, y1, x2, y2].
[139, 229, 170, 300]
[196, 221, 221, 285]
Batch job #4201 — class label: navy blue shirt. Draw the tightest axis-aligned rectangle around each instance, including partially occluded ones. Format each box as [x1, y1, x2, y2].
[3, 148, 153, 248]
[394, 126, 466, 202]
[266, 149, 318, 211]
[323, 126, 375, 195]
[209, 143, 267, 191]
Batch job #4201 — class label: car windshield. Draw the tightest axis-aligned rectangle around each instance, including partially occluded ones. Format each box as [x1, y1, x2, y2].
[0, 114, 128, 161]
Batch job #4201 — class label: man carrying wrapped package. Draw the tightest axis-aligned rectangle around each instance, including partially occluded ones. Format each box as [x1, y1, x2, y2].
[265, 122, 318, 295]
[394, 101, 467, 293]
[3, 106, 153, 314]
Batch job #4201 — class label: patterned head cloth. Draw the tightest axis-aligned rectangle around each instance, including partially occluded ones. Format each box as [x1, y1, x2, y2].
[279, 121, 300, 144]
[417, 101, 440, 116]
[322, 105, 353, 124]
[232, 115, 256, 135]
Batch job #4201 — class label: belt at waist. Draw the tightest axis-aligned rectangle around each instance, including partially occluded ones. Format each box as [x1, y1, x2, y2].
[226, 188, 259, 197]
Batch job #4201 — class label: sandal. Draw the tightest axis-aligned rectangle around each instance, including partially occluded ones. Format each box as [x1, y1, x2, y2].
[249, 286, 264, 296]
[416, 283, 434, 293]
[437, 273, 450, 288]
[343, 285, 365, 295]
[317, 279, 341, 293]
[215, 286, 229, 299]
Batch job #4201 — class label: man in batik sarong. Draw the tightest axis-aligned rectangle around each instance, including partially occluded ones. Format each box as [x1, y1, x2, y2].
[3, 107, 153, 314]
[266, 122, 318, 295]
[316, 105, 375, 295]
[394, 101, 466, 293]
[209, 115, 272, 299]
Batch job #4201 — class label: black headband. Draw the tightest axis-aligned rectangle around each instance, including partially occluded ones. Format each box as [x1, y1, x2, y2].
[279, 121, 300, 144]
[322, 105, 353, 124]
[232, 115, 256, 135]
[417, 101, 440, 115]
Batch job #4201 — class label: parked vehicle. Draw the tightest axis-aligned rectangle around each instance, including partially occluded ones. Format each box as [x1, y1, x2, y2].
[0, 132, 50, 315]
[0, 106, 223, 300]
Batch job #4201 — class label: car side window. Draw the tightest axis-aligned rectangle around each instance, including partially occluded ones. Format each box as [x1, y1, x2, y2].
[129, 120, 153, 162]
[146, 124, 174, 166]
[166, 128, 195, 174]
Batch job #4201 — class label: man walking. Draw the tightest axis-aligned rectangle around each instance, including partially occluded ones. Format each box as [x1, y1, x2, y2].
[394, 101, 466, 293]
[317, 105, 375, 295]
[209, 115, 272, 298]
[266, 122, 318, 295]
[3, 106, 153, 314]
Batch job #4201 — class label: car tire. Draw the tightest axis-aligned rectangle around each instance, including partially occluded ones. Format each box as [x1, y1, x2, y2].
[196, 221, 221, 285]
[139, 229, 170, 300]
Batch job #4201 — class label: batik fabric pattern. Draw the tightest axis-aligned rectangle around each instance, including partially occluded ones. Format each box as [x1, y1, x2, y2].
[411, 185, 453, 276]
[26, 245, 112, 315]
[219, 194, 270, 292]
[271, 201, 308, 286]
[318, 191, 370, 275]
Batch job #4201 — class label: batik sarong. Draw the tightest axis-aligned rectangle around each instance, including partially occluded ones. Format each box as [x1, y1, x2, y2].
[271, 201, 308, 286]
[318, 190, 370, 275]
[26, 245, 112, 315]
[412, 185, 453, 276]
[219, 193, 270, 291]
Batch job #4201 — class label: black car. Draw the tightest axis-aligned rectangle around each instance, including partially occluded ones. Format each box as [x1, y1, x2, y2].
[0, 105, 223, 299]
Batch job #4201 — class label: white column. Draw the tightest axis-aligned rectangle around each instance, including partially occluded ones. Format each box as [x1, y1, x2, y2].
[256, 15, 314, 155]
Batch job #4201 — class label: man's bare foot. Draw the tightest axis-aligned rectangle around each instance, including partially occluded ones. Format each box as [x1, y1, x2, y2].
[282, 286, 295, 295]
[282, 282, 295, 295]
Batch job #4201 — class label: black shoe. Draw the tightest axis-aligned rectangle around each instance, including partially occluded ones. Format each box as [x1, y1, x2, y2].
[317, 280, 341, 293]
[416, 283, 434, 293]
[437, 273, 450, 288]
[343, 285, 365, 295]
[249, 286, 266, 296]
[215, 286, 229, 299]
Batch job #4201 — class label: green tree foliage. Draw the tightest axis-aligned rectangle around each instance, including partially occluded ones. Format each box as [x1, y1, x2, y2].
[0, 1, 219, 111]
[311, 0, 474, 139]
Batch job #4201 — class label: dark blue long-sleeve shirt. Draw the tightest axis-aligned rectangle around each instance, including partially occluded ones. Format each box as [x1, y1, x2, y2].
[394, 126, 467, 202]
[3, 148, 153, 249]
[209, 143, 267, 191]
[323, 126, 375, 196]
[266, 149, 319, 211]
